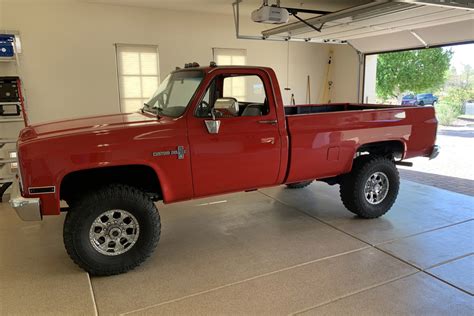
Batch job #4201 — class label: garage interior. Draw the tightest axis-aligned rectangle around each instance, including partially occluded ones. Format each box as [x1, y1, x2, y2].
[0, 0, 473, 315]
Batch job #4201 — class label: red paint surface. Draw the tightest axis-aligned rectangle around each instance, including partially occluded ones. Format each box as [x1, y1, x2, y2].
[16, 66, 437, 216]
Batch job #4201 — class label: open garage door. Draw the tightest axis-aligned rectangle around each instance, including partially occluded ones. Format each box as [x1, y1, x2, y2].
[235, 0, 474, 51]
[349, 19, 474, 53]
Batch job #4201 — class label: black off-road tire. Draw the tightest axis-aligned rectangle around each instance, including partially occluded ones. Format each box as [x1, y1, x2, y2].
[64, 198, 77, 208]
[339, 156, 399, 219]
[286, 180, 314, 189]
[63, 184, 161, 276]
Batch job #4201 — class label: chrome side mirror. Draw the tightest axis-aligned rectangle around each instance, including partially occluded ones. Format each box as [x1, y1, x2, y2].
[204, 109, 221, 134]
[214, 98, 239, 116]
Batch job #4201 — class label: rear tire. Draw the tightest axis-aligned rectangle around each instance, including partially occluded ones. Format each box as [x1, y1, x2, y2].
[286, 180, 314, 189]
[63, 184, 161, 276]
[339, 156, 399, 219]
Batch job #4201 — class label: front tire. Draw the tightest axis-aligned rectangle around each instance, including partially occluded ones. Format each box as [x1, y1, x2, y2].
[63, 184, 161, 276]
[339, 156, 399, 219]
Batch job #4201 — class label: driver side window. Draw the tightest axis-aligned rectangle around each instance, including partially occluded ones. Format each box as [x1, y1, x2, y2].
[195, 74, 269, 118]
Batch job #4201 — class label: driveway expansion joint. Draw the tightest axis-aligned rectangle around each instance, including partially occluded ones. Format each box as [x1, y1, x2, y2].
[87, 273, 99, 316]
[257, 189, 474, 300]
[118, 247, 371, 315]
[291, 271, 420, 315]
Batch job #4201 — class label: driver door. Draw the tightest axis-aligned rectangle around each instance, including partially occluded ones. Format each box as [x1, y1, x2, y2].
[187, 69, 282, 197]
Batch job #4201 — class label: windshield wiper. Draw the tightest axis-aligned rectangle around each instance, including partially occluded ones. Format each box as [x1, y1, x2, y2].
[155, 107, 164, 120]
[142, 102, 152, 113]
[143, 102, 165, 120]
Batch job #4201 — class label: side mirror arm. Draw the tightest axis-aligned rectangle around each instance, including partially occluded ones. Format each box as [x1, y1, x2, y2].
[211, 108, 217, 121]
[205, 108, 220, 134]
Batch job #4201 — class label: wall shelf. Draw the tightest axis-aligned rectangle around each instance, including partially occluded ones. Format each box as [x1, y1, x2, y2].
[0, 139, 16, 149]
[1, 34, 24, 200]
[0, 139, 17, 143]
[0, 177, 14, 184]
[0, 158, 17, 166]
[0, 118, 24, 123]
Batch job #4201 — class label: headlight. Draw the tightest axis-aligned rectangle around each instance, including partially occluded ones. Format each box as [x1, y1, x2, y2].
[16, 142, 24, 190]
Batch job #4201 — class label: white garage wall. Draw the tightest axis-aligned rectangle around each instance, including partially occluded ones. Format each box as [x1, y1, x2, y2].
[328, 45, 360, 103]
[1, 0, 335, 124]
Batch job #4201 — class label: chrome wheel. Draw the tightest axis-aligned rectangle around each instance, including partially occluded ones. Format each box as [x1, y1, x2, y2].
[89, 210, 140, 256]
[364, 172, 389, 205]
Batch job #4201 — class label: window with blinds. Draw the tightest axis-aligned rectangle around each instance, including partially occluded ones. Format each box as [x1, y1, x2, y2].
[213, 48, 247, 101]
[213, 48, 247, 66]
[115, 44, 160, 113]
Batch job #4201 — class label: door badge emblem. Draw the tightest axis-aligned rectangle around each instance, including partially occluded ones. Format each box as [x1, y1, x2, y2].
[153, 146, 186, 160]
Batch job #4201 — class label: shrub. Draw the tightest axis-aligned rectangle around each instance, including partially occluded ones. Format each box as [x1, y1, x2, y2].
[441, 87, 474, 116]
[435, 102, 458, 126]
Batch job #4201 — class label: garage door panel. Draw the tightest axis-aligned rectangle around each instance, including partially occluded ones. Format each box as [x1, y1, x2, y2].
[349, 31, 422, 53]
[348, 19, 474, 53]
[341, 12, 473, 41]
[415, 19, 474, 46]
[309, 6, 451, 40]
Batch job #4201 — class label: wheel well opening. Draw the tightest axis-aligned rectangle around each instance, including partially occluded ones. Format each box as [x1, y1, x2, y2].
[356, 141, 405, 160]
[60, 165, 162, 202]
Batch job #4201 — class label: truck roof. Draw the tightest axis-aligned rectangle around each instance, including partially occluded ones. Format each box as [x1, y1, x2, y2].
[173, 65, 273, 74]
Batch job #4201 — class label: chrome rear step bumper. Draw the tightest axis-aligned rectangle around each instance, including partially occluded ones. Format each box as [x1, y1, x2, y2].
[429, 145, 440, 160]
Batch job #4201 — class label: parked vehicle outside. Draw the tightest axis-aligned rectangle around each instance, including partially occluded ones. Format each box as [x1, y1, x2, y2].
[10, 64, 439, 276]
[402, 93, 438, 106]
[401, 94, 417, 105]
[417, 93, 438, 106]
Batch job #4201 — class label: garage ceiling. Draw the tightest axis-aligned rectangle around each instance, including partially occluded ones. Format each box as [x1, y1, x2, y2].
[86, 0, 370, 15]
[86, 0, 473, 52]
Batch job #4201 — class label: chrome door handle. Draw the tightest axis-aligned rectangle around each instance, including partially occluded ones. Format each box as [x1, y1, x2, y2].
[258, 120, 278, 125]
[261, 137, 275, 145]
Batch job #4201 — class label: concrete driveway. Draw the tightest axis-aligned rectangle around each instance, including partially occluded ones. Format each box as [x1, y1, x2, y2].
[399, 127, 474, 196]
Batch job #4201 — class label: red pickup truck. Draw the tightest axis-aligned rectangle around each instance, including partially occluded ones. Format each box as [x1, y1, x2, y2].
[10, 64, 439, 275]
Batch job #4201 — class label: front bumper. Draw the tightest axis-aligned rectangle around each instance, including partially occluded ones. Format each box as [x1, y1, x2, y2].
[429, 145, 440, 160]
[9, 178, 42, 221]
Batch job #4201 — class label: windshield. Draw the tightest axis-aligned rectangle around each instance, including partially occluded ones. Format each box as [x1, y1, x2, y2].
[402, 94, 415, 100]
[144, 70, 204, 117]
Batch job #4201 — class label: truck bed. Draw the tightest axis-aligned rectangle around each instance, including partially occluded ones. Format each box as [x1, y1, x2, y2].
[284, 103, 404, 115]
[283, 103, 437, 183]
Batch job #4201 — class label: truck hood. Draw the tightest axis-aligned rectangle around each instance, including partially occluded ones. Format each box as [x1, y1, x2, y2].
[20, 112, 160, 140]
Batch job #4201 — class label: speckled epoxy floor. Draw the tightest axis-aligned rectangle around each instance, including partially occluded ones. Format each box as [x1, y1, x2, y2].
[1, 180, 473, 315]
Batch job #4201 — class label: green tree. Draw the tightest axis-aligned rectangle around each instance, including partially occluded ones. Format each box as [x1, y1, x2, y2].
[447, 64, 474, 90]
[376, 48, 453, 100]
